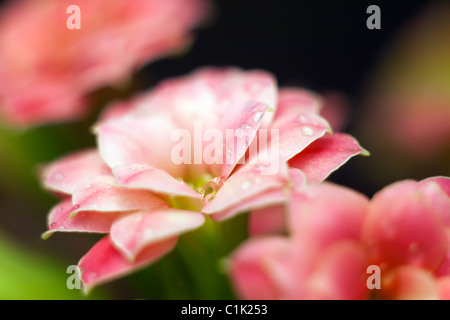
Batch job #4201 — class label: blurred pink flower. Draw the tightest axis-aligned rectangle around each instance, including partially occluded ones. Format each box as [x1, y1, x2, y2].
[40, 67, 365, 291]
[0, 0, 208, 127]
[229, 176, 450, 299]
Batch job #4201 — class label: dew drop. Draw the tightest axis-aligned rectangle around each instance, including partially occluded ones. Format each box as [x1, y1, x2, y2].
[58, 226, 64, 231]
[253, 111, 264, 122]
[241, 180, 251, 190]
[72, 204, 80, 210]
[50, 223, 57, 229]
[205, 193, 215, 202]
[195, 188, 205, 196]
[301, 126, 314, 136]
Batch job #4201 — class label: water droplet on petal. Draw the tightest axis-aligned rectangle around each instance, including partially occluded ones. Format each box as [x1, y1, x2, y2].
[205, 193, 215, 202]
[72, 204, 80, 210]
[50, 223, 57, 229]
[176, 177, 185, 184]
[58, 226, 64, 231]
[241, 181, 251, 190]
[301, 126, 314, 136]
[195, 188, 205, 196]
[253, 111, 264, 122]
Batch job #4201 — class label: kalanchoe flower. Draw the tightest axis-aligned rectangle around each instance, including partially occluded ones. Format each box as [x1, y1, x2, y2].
[229, 176, 450, 300]
[40, 67, 366, 292]
[0, 0, 208, 127]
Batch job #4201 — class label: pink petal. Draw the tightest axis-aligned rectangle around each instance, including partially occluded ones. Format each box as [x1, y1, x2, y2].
[110, 209, 205, 260]
[228, 236, 291, 300]
[209, 188, 286, 222]
[96, 113, 184, 177]
[420, 179, 450, 228]
[202, 162, 288, 216]
[378, 266, 439, 300]
[288, 168, 307, 190]
[269, 107, 332, 162]
[435, 231, 450, 277]
[72, 176, 168, 216]
[289, 182, 369, 253]
[274, 88, 322, 122]
[249, 205, 287, 236]
[113, 164, 202, 199]
[221, 102, 270, 178]
[159, 68, 278, 131]
[288, 133, 369, 183]
[305, 241, 368, 300]
[79, 235, 177, 293]
[421, 176, 450, 197]
[437, 276, 450, 300]
[42, 199, 125, 239]
[362, 180, 447, 272]
[40, 149, 111, 195]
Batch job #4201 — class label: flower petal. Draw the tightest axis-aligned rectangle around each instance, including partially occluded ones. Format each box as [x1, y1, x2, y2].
[72, 176, 168, 216]
[209, 188, 286, 222]
[288, 133, 369, 182]
[42, 199, 125, 239]
[113, 164, 202, 199]
[305, 241, 368, 300]
[228, 236, 291, 300]
[202, 162, 288, 216]
[377, 266, 439, 300]
[96, 113, 184, 177]
[40, 149, 111, 195]
[362, 180, 447, 271]
[269, 106, 332, 162]
[289, 182, 369, 252]
[79, 235, 177, 293]
[155, 68, 278, 131]
[221, 102, 270, 178]
[421, 176, 450, 197]
[274, 88, 322, 122]
[437, 276, 450, 300]
[110, 209, 205, 260]
[249, 205, 287, 236]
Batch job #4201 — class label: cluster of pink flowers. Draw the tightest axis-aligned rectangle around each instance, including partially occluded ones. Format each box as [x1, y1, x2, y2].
[3, 0, 447, 300]
[230, 176, 450, 299]
[41, 67, 367, 292]
[0, 0, 207, 127]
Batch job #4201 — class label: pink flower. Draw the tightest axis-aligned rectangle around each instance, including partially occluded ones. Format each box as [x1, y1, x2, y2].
[229, 176, 450, 299]
[0, 0, 208, 127]
[41, 67, 365, 292]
